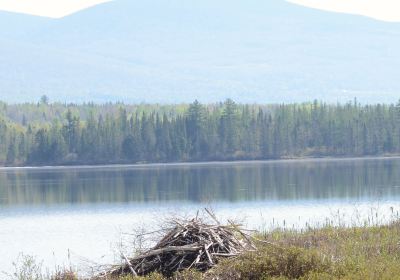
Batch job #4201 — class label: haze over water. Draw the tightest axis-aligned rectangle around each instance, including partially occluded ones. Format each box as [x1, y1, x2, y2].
[1, 157, 400, 274]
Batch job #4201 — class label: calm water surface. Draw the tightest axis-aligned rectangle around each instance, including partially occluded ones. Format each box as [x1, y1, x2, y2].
[1, 158, 400, 274]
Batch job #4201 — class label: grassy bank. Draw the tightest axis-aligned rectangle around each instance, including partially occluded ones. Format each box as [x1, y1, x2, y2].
[122, 223, 400, 279]
[111, 222, 400, 280]
[10, 221, 400, 280]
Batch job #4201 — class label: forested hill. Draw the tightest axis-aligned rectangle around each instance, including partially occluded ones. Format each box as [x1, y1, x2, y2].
[1, 0, 400, 103]
[0, 99, 400, 166]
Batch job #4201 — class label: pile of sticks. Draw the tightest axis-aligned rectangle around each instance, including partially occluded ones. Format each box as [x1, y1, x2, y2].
[102, 210, 256, 278]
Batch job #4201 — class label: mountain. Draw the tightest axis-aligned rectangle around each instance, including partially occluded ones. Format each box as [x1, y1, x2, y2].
[1, 0, 400, 104]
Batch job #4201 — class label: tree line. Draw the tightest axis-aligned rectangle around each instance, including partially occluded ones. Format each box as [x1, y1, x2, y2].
[1, 99, 400, 166]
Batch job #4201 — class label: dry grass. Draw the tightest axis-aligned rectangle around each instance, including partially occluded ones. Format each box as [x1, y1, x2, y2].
[109, 221, 400, 280]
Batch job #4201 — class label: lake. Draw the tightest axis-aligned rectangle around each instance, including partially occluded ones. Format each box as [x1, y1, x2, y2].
[1, 158, 400, 275]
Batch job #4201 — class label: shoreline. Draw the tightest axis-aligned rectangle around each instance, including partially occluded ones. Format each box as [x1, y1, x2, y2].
[1, 154, 400, 171]
[8, 219, 400, 280]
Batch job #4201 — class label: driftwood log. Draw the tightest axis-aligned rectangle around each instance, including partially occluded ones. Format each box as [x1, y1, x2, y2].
[98, 210, 256, 278]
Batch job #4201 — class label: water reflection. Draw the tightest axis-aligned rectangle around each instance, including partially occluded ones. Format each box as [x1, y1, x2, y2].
[1, 158, 400, 207]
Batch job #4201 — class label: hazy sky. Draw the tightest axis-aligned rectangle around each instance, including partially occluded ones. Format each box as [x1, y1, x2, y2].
[289, 0, 400, 22]
[0, 0, 399, 21]
[0, 0, 111, 18]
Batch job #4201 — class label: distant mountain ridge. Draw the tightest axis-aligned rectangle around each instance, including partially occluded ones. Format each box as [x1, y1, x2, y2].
[0, 0, 399, 104]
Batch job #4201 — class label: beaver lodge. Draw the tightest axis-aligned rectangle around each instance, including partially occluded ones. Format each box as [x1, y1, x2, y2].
[97, 210, 256, 278]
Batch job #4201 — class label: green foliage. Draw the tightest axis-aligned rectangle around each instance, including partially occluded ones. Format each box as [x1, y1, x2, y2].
[40, 95, 49, 105]
[1, 100, 400, 166]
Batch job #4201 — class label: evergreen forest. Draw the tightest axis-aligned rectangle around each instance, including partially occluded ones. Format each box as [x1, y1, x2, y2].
[1, 98, 400, 166]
